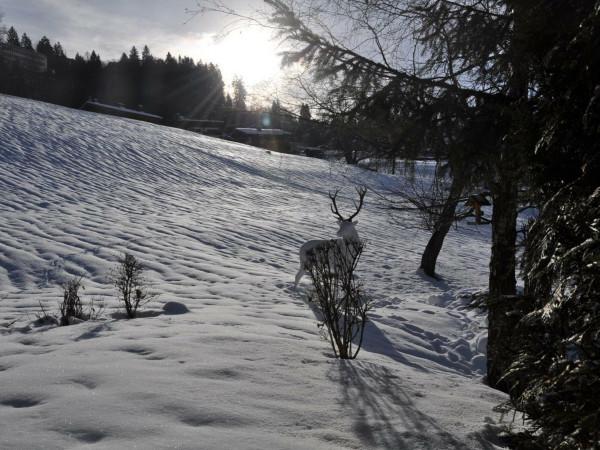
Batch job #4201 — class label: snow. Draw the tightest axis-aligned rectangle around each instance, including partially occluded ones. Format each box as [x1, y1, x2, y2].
[0, 94, 508, 449]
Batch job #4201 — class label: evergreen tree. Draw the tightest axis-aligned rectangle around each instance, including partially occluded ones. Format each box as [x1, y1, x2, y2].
[224, 93, 233, 109]
[299, 103, 311, 120]
[129, 46, 140, 65]
[89, 50, 101, 65]
[87, 50, 102, 99]
[500, 2, 600, 447]
[0, 13, 6, 44]
[165, 52, 175, 65]
[20, 33, 33, 50]
[232, 76, 247, 111]
[53, 42, 66, 58]
[36, 36, 54, 56]
[270, 99, 282, 128]
[141, 45, 152, 63]
[6, 26, 19, 46]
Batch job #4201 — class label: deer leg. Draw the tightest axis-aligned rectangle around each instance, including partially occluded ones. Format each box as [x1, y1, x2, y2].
[294, 266, 305, 288]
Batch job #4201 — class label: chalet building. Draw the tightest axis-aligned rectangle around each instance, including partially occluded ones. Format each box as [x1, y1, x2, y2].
[175, 116, 225, 137]
[0, 45, 47, 73]
[81, 100, 163, 124]
[229, 128, 292, 153]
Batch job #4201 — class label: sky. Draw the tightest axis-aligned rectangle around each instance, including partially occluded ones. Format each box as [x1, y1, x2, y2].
[0, 0, 286, 98]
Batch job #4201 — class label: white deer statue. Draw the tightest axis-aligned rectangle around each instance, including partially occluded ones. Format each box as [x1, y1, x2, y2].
[294, 187, 367, 288]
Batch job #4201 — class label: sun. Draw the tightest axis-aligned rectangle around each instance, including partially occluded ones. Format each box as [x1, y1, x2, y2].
[198, 27, 283, 89]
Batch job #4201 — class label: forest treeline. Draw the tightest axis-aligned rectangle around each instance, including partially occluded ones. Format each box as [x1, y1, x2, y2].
[0, 26, 230, 122]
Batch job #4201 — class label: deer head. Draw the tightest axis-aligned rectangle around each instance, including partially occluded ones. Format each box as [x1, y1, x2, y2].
[329, 187, 367, 241]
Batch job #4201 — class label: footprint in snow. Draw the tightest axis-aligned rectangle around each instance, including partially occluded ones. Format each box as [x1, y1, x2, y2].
[1, 395, 44, 408]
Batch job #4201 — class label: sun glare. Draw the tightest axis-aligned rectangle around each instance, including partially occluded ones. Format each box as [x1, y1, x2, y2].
[198, 28, 283, 91]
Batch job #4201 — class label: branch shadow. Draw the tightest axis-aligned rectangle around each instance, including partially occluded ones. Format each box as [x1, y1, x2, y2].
[360, 322, 428, 372]
[74, 322, 113, 341]
[386, 320, 476, 376]
[291, 283, 428, 372]
[416, 268, 450, 291]
[329, 360, 481, 449]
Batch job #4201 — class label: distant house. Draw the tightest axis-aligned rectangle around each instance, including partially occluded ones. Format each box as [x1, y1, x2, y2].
[229, 128, 292, 153]
[299, 146, 327, 159]
[81, 100, 163, 124]
[0, 45, 47, 73]
[175, 116, 225, 137]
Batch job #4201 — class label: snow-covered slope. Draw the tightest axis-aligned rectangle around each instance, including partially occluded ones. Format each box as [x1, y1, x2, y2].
[0, 94, 507, 449]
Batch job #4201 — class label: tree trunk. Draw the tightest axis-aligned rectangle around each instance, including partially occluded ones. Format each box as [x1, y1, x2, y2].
[485, 1, 528, 392]
[486, 169, 519, 391]
[420, 174, 465, 278]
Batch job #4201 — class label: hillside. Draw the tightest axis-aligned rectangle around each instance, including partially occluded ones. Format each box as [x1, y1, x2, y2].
[0, 94, 507, 449]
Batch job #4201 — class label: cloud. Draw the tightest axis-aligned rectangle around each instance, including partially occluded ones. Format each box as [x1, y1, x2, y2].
[2, 0, 221, 58]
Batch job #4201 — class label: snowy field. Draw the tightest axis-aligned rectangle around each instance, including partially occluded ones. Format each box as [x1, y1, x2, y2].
[0, 94, 508, 449]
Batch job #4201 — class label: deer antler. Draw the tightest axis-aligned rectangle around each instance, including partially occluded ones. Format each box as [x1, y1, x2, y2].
[329, 187, 367, 221]
[329, 189, 345, 220]
[348, 186, 367, 220]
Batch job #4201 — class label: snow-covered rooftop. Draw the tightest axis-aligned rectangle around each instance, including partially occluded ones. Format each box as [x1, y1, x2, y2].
[234, 127, 291, 136]
[82, 100, 163, 120]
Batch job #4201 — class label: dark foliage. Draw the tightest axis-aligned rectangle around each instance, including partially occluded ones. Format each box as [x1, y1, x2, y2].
[501, 1, 600, 448]
[6, 26, 19, 46]
[0, 30, 225, 122]
[507, 172, 600, 449]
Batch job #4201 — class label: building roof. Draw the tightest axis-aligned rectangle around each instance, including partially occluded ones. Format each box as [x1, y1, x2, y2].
[177, 118, 224, 124]
[82, 101, 163, 120]
[234, 128, 291, 136]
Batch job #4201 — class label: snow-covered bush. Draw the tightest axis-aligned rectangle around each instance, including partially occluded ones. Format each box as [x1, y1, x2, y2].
[58, 278, 85, 326]
[112, 253, 151, 319]
[307, 239, 370, 359]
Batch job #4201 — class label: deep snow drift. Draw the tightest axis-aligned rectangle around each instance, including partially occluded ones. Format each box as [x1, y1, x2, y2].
[0, 94, 507, 449]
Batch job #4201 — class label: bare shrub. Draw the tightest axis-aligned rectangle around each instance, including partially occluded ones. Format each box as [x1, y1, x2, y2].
[87, 297, 105, 320]
[34, 300, 59, 326]
[307, 239, 371, 359]
[59, 278, 85, 326]
[112, 253, 151, 319]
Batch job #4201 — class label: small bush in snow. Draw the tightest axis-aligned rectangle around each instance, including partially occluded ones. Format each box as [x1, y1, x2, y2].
[58, 278, 85, 326]
[87, 297, 105, 321]
[112, 253, 151, 319]
[35, 300, 59, 326]
[307, 239, 371, 359]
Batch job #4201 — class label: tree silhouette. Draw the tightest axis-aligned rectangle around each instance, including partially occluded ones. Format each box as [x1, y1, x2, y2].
[20, 33, 33, 50]
[36, 36, 54, 56]
[299, 103, 311, 121]
[6, 26, 19, 46]
[129, 46, 140, 65]
[141, 45, 152, 63]
[53, 42, 66, 58]
[232, 76, 247, 111]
